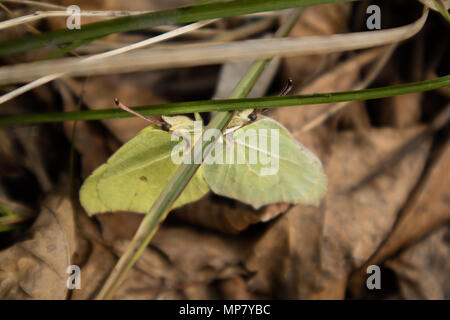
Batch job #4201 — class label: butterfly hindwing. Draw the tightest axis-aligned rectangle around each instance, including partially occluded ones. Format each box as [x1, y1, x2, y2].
[203, 116, 327, 209]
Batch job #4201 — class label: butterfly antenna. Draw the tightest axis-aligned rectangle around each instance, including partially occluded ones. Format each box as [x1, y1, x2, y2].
[260, 78, 294, 115]
[114, 98, 169, 130]
[244, 78, 295, 125]
[279, 78, 293, 97]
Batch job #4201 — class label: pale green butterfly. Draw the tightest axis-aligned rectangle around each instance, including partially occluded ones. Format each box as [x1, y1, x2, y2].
[203, 115, 327, 209]
[80, 85, 327, 215]
[201, 79, 326, 208]
[80, 100, 210, 215]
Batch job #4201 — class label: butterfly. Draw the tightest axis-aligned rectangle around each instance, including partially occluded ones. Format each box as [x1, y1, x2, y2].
[80, 80, 327, 215]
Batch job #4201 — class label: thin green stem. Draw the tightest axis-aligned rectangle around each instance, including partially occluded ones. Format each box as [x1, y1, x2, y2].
[1, 75, 449, 126]
[38, 38, 97, 61]
[0, 203, 15, 217]
[0, 203, 31, 232]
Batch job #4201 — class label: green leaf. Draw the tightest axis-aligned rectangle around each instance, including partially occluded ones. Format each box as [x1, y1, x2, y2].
[203, 116, 327, 209]
[79, 116, 210, 215]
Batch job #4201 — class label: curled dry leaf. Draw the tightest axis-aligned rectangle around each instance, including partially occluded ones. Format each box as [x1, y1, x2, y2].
[63, 74, 168, 143]
[348, 139, 450, 298]
[274, 47, 383, 132]
[57, 80, 119, 178]
[69, 210, 118, 300]
[171, 196, 289, 234]
[111, 225, 252, 299]
[0, 122, 52, 193]
[385, 224, 450, 299]
[0, 195, 75, 299]
[74, 211, 251, 299]
[244, 127, 431, 299]
[379, 92, 423, 128]
[282, 2, 351, 85]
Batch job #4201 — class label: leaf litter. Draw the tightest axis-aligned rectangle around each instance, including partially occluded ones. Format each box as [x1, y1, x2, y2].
[0, 0, 449, 300]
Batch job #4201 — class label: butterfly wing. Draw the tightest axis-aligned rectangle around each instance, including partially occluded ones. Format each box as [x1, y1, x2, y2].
[203, 116, 327, 209]
[80, 117, 210, 216]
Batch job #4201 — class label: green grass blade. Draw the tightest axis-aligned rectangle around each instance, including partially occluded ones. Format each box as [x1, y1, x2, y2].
[1, 75, 449, 126]
[0, 0, 358, 56]
[38, 38, 98, 61]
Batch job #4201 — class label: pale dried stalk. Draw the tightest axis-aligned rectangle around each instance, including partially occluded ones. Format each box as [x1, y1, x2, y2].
[301, 43, 398, 132]
[0, 19, 216, 105]
[418, 0, 450, 11]
[0, 10, 153, 30]
[0, 0, 65, 10]
[0, 9, 429, 88]
[0, 1, 40, 34]
[72, 18, 275, 54]
[0, 6, 285, 31]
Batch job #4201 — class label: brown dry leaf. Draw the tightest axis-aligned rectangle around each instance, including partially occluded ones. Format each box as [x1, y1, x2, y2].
[378, 36, 424, 128]
[112, 238, 187, 300]
[0, 195, 76, 299]
[0, 123, 52, 193]
[282, 2, 351, 85]
[69, 212, 118, 300]
[57, 80, 118, 178]
[64, 73, 168, 143]
[0, 126, 27, 179]
[77, 212, 249, 299]
[172, 196, 289, 234]
[151, 225, 251, 277]
[217, 275, 252, 300]
[71, 209, 176, 300]
[70, 241, 117, 299]
[274, 47, 383, 132]
[95, 211, 143, 243]
[348, 139, 450, 297]
[68, 209, 137, 299]
[385, 224, 450, 299]
[379, 92, 422, 128]
[244, 127, 431, 299]
[99, 218, 253, 299]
